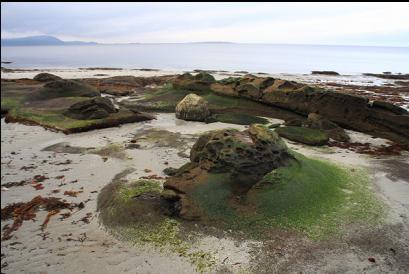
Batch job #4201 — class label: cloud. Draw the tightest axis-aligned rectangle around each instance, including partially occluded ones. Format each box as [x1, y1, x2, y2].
[1, 2, 409, 46]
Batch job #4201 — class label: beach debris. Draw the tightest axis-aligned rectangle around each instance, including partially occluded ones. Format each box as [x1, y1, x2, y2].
[41, 209, 60, 231]
[80, 213, 93, 224]
[51, 159, 72, 165]
[1, 195, 83, 240]
[140, 174, 165, 180]
[368, 257, 376, 263]
[31, 183, 44, 190]
[55, 175, 65, 180]
[144, 169, 152, 173]
[20, 165, 36, 171]
[63, 190, 82, 197]
[328, 141, 409, 156]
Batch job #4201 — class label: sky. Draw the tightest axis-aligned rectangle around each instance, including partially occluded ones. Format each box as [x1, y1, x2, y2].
[1, 2, 409, 46]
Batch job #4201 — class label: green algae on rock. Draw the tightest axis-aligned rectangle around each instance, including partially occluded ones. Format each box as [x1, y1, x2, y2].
[275, 126, 329, 146]
[34, 79, 100, 99]
[160, 125, 383, 239]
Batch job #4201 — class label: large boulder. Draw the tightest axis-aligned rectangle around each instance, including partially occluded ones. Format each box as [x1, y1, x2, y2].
[175, 93, 211, 122]
[33, 73, 62, 82]
[36, 79, 100, 99]
[64, 97, 117, 120]
[162, 124, 293, 220]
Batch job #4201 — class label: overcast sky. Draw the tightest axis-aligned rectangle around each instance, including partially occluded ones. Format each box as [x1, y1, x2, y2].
[1, 2, 409, 46]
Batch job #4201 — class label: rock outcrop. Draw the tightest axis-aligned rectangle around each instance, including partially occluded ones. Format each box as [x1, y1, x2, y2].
[36, 79, 100, 99]
[64, 97, 117, 120]
[208, 75, 409, 145]
[311, 71, 340, 76]
[172, 72, 215, 93]
[33, 73, 62, 82]
[175, 93, 211, 122]
[84, 75, 175, 96]
[161, 124, 293, 220]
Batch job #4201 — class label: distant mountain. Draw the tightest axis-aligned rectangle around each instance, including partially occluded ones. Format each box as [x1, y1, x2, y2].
[1, 35, 97, 46]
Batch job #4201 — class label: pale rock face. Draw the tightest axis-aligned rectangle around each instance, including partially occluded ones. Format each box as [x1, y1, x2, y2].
[175, 93, 211, 122]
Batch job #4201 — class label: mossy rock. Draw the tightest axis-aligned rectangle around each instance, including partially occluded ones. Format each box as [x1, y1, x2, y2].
[275, 126, 329, 146]
[64, 97, 117, 120]
[194, 72, 215, 83]
[35, 79, 100, 99]
[33, 73, 62, 82]
[163, 124, 293, 220]
[213, 113, 269, 125]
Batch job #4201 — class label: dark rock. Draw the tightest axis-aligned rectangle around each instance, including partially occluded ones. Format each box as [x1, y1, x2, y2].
[33, 73, 62, 82]
[371, 101, 408, 115]
[311, 71, 340, 76]
[163, 167, 178, 176]
[64, 97, 117, 120]
[363, 73, 409, 80]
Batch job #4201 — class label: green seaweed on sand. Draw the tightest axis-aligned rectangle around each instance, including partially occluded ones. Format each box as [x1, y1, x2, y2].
[97, 170, 216, 273]
[89, 144, 128, 160]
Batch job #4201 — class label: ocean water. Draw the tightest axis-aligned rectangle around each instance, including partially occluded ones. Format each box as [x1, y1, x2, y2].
[1, 43, 408, 75]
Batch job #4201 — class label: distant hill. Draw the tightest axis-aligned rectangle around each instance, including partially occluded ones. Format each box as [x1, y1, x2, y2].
[1, 35, 98, 46]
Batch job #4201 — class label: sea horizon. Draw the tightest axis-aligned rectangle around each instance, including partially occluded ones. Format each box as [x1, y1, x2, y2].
[2, 43, 409, 75]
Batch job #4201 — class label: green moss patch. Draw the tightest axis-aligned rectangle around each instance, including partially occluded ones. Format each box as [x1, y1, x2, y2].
[118, 179, 162, 201]
[247, 152, 384, 239]
[275, 126, 329, 146]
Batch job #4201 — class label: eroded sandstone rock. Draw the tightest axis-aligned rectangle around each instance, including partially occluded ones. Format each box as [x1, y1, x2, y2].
[162, 124, 293, 220]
